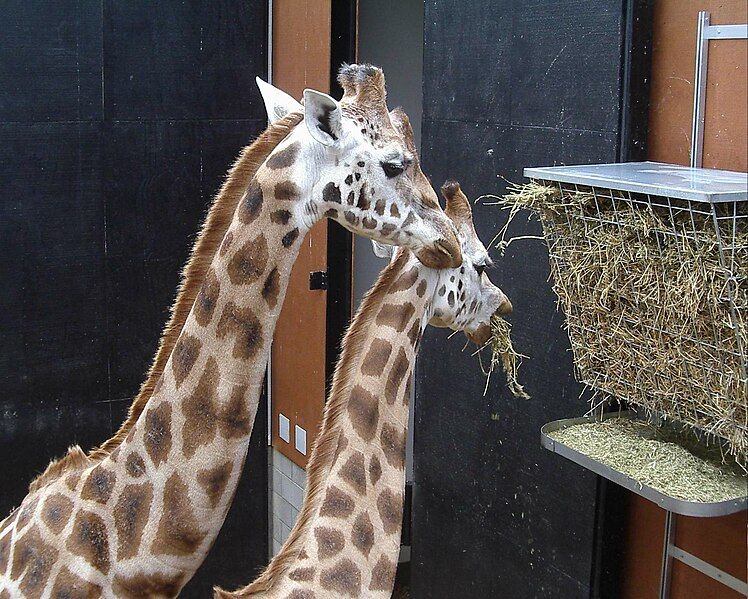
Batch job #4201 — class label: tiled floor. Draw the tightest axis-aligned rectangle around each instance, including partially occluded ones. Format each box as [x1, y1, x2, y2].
[269, 449, 307, 557]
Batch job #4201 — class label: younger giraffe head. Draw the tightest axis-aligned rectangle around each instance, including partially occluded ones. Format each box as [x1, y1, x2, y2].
[256, 64, 462, 268]
[375, 180, 512, 345]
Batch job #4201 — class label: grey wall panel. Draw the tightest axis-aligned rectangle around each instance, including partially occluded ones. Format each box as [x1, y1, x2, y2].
[413, 1, 630, 596]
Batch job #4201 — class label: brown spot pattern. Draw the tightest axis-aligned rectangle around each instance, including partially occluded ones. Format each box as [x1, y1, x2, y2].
[407, 319, 421, 347]
[262, 267, 281, 309]
[362, 216, 377, 229]
[218, 384, 252, 439]
[288, 567, 315, 582]
[338, 451, 366, 495]
[344, 211, 358, 226]
[217, 302, 263, 360]
[51, 566, 102, 599]
[320, 486, 355, 519]
[380, 423, 406, 471]
[125, 452, 146, 478]
[314, 526, 345, 559]
[274, 181, 299, 201]
[195, 268, 220, 326]
[270, 209, 292, 224]
[81, 465, 116, 505]
[172, 333, 201, 388]
[144, 402, 172, 468]
[16, 496, 38, 531]
[228, 235, 269, 285]
[197, 460, 233, 509]
[112, 572, 185, 599]
[322, 182, 341, 204]
[380, 223, 396, 236]
[416, 279, 427, 297]
[347, 385, 379, 442]
[376, 302, 416, 332]
[67, 510, 110, 574]
[320, 558, 362, 597]
[374, 199, 386, 215]
[351, 511, 375, 557]
[360, 338, 392, 377]
[113, 483, 153, 561]
[238, 179, 263, 224]
[376, 489, 402, 535]
[369, 455, 382, 486]
[369, 555, 397, 591]
[266, 141, 300, 170]
[41, 493, 73, 534]
[282, 227, 300, 247]
[385, 347, 410, 404]
[181, 357, 220, 458]
[391, 266, 419, 292]
[152, 473, 206, 556]
[286, 591, 315, 599]
[11, 525, 58, 595]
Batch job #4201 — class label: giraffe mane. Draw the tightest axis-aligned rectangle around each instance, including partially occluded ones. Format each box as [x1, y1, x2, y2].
[215, 248, 411, 598]
[28, 111, 304, 494]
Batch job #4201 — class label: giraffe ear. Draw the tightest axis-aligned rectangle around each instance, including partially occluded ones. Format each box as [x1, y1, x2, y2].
[256, 77, 302, 123]
[303, 89, 343, 146]
[372, 240, 395, 260]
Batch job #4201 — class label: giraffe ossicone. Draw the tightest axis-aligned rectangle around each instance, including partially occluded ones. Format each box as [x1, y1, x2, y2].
[0, 64, 462, 597]
[217, 181, 511, 598]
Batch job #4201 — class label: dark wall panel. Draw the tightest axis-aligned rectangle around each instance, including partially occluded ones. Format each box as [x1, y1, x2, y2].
[413, 2, 628, 597]
[0, 2, 268, 596]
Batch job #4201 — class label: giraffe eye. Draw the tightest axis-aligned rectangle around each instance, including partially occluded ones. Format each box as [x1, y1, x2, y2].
[475, 264, 485, 277]
[381, 161, 404, 178]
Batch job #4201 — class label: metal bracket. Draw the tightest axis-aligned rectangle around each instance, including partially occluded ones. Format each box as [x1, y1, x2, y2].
[309, 270, 328, 290]
[659, 510, 748, 598]
[690, 11, 748, 168]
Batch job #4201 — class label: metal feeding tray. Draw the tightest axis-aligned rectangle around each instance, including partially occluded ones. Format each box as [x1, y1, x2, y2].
[540, 411, 747, 518]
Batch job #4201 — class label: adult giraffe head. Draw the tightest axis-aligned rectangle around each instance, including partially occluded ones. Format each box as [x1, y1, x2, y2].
[256, 63, 462, 268]
[374, 180, 512, 345]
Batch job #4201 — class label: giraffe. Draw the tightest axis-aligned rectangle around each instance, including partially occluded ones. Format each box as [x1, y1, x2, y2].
[0, 64, 463, 598]
[216, 180, 511, 598]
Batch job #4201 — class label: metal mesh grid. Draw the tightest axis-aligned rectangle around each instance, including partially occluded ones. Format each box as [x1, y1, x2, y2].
[532, 179, 747, 461]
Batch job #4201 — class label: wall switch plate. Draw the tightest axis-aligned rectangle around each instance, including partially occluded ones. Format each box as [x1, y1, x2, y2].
[294, 425, 307, 455]
[279, 414, 290, 443]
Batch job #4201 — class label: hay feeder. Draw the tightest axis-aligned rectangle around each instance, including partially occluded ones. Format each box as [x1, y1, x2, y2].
[517, 160, 748, 596]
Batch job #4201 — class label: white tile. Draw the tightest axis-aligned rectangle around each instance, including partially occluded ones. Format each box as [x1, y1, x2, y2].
[287, 481, 304, 511]
[291, 463, 307, 488]
[279, 521, 291, 543]
[277, 496, 294, 527]
[272, 539, 282, 557]
[272, 466, 283, 494]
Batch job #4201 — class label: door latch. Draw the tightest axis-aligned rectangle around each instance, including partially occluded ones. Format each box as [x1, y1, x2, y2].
[309, 270, 328, 290]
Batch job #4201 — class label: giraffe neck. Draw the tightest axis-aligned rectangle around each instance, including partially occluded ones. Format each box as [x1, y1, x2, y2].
[228, 251, 434, 598]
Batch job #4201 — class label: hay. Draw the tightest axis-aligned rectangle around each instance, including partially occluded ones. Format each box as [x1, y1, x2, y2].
[492, 182, 748, 463]
[484, 315, 530, 399]
[549, 418, 747, 503]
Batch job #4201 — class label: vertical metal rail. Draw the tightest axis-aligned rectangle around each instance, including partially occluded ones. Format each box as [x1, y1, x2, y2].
[658, 511, 675, 599]
[690, 11, 710, 168]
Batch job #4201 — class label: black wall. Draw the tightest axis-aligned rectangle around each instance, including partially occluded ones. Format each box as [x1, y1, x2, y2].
[0, 2, 269, 594]
[413, 2, 639, 597]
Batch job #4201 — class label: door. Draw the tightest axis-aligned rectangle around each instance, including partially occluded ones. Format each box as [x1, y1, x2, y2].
[270, 0, 332, 467]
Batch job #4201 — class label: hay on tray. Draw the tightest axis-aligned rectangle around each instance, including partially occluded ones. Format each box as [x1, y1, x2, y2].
[484, 315, 530, 399]
[549, 418, 747, 503]
[493, 182, 748, 464]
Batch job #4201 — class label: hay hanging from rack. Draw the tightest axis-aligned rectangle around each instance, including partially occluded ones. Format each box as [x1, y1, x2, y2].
[492, 182, 748, 463]
[485, 316, 530, 400]
[549, 418, 747, 503]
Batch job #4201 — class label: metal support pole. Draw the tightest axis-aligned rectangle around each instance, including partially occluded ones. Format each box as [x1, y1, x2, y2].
[690, 11, 710, 168]
[658, 510, 676, 599]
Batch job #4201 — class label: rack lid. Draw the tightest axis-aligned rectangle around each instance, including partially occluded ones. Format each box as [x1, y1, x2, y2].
[524, 161, 748, 203]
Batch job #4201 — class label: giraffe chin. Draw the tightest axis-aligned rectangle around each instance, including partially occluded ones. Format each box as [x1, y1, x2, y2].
[465, 322, 493, 346]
